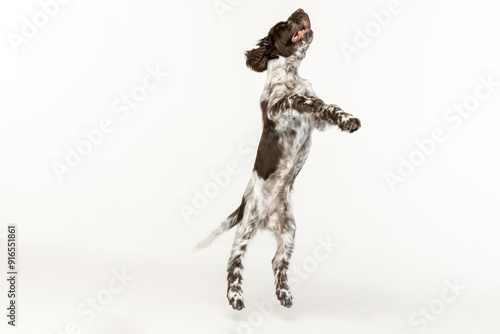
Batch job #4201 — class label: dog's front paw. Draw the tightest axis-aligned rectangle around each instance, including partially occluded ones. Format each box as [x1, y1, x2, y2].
[227, 287, 245, 310]
[341, 117, 361, 133]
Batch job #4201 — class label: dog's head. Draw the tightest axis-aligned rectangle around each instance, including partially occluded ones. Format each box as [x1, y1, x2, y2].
[245, 9, 313, 72]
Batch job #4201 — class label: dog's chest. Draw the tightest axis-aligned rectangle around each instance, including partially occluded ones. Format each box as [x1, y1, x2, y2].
[264, 69, 315, 101]
[263, 70, 316, 129]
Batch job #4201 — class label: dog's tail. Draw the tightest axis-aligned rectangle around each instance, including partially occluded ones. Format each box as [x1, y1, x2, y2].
[193, 199, 245, 252]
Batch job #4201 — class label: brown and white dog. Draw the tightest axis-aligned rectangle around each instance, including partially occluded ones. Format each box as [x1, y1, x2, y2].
[195, 9, 361, 310]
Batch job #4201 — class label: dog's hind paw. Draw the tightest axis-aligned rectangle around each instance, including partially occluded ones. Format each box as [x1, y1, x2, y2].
[227, 287, 245, 310]
[277, 288, 293, 308]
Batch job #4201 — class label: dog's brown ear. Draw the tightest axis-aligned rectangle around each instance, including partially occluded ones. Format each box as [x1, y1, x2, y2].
[245, 36, 277, 72]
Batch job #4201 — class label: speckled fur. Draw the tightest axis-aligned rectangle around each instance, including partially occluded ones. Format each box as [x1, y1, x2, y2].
[194, 9, 360, 310]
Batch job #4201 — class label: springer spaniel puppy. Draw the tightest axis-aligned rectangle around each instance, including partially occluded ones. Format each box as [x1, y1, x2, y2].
[195, 8, 360, 310]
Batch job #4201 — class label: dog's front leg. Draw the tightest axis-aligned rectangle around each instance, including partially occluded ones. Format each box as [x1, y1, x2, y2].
[271, 94, 361, 133]
[321, 103, 361, 133]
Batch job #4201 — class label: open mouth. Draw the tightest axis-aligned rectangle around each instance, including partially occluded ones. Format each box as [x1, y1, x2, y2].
[291, 17, 311, 43]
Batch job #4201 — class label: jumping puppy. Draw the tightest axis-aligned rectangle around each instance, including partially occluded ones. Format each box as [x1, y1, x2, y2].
[195, 8, 361, 310]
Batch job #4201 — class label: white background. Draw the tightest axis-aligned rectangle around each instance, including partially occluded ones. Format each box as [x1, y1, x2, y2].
[1, 0, 499, 333]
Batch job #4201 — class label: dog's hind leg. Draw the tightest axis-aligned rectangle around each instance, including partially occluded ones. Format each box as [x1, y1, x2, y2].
[271, 211, 296, 308]
[226, 210, 258, 310]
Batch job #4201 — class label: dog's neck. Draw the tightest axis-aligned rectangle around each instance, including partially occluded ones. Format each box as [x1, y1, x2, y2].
[266, 55, 302, 84]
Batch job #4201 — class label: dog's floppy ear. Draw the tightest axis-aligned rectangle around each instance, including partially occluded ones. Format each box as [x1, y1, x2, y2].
[245, 36, 277, 72]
